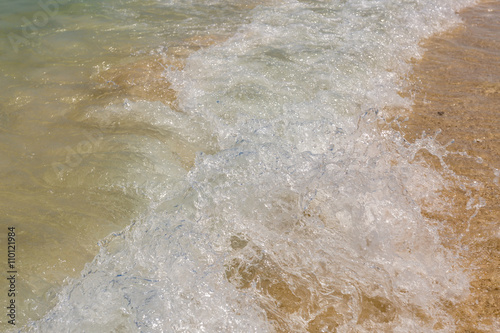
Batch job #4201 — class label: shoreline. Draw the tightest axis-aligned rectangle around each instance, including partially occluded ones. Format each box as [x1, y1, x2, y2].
[400, 1, 500, 331]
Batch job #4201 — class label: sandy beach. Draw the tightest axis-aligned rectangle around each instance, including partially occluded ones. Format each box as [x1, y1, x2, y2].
[400, 1, 500, 331]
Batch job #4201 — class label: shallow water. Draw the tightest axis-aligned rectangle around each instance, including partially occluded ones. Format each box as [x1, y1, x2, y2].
[0, 0, 489, 331]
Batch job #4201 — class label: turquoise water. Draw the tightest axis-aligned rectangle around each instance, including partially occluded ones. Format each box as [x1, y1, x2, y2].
[0, 0, 479, 331]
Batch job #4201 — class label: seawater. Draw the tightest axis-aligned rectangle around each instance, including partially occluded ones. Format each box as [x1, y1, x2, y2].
[0, 0, 478, 331]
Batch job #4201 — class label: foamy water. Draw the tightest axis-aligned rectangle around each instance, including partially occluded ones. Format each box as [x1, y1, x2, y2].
[0, 0, 481, 331]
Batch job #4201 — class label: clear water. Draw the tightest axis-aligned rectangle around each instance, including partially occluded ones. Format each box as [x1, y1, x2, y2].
[0, 0, 478, 331]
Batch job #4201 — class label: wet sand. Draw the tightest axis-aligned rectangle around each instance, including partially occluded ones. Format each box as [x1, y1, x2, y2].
[399, 1, 500, 331]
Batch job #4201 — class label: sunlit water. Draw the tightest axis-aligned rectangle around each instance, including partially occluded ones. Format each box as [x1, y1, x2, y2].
[0, 0, 481, 331]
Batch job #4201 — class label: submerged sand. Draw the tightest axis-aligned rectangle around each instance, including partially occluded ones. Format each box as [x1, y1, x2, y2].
[400, 1, 500, 331]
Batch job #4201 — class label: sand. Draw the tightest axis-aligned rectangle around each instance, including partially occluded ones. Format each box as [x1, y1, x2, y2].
[399, 1, 500, 331]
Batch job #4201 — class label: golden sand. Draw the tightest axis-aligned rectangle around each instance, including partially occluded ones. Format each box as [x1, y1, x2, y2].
[399, 1, 500, 331]
[90, 34, 227, 110]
